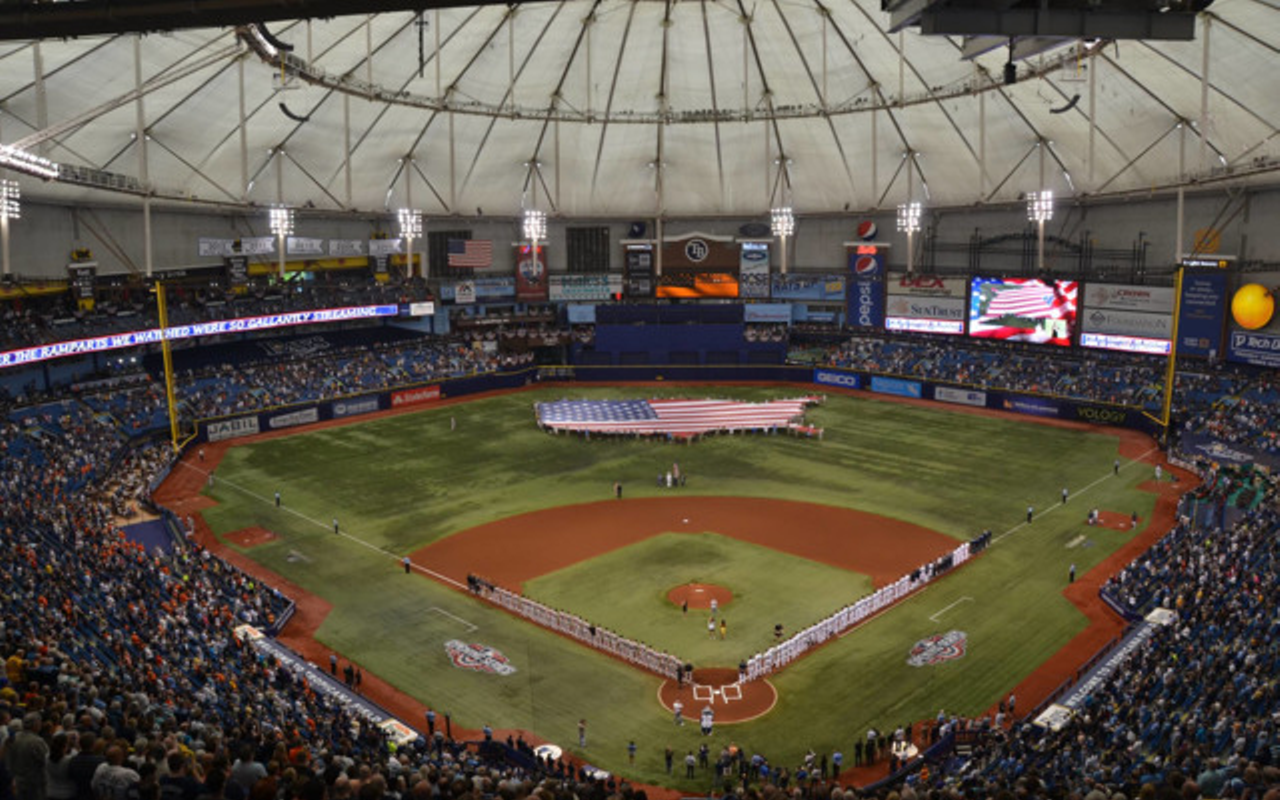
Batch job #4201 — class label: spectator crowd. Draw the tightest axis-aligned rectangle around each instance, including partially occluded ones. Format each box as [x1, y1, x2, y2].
[1, 305, 1277, 800]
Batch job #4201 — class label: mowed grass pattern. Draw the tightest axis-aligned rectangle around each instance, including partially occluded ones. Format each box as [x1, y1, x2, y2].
[199, 385, 1159, 788]
[523, 532, 875, 665]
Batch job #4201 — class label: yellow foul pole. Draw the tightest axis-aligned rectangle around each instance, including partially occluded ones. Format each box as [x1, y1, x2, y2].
[1141, 265, 1184, 445]
[1159, 266, 1185, 439]
[155, 281, 181, 452]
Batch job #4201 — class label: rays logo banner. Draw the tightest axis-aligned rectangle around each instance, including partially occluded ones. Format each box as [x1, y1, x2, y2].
[444, 640, 517, 675]
[906, 630, 968, 667]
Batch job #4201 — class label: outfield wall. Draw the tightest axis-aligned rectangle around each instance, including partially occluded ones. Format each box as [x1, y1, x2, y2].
[192, 363, 1159, 443]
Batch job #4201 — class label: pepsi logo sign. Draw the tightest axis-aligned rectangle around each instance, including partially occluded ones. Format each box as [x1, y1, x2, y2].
[856, 221, 878, 240]
[855, 255, 880, 276]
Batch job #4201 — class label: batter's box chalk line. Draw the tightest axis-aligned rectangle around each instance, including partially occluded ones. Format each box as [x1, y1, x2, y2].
[427, 606, 478, 632]
[692, 683, 743, 704]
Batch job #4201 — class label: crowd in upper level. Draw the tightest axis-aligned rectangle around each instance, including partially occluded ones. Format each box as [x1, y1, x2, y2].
[0, 277, 431, 352]
[0, 325, 1253, 464]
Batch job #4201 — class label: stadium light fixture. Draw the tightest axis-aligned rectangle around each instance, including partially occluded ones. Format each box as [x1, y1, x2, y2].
[522, 208, 547, 245]
[269, 205, 294, 277]
[898, 201, 922, 275]
[398, 208, 423, 279]
[0, 180, 18, 277]
[1027, 190, 1054, 223]
[771, 207, 795, 275]
[1027, 190, 1053, 273]
[0, 145, 59, 180]
[523, 209, 547, 278]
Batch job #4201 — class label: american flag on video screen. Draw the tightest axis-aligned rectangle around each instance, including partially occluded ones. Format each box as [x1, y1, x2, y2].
[984, 281, 1075, 319]
[447, 238, 493, 268]
[536, 398, 818, 436]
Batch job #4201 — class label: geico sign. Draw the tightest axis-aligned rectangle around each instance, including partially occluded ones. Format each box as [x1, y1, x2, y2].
[815, 371, 860, 388]
[1076, 406, 1126, 424]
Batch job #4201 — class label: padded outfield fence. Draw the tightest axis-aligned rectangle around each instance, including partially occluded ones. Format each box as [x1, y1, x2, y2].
[188, 362, 1160, 445]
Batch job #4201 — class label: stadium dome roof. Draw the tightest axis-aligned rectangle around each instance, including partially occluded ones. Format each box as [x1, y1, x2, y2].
[0, 0, 1277, 218]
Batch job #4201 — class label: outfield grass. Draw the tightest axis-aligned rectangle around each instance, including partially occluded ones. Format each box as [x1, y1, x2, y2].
[198, 385, 1160, 788]
[523, 532, 875, 665]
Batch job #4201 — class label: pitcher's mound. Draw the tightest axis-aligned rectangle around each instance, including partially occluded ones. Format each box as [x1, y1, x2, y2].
[659, 667, 776, 723]
[668, 583, 733, 609]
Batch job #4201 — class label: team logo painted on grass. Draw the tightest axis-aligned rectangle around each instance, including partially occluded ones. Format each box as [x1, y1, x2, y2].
[445, 640, 517, 675]
[906, 630, 968, 667]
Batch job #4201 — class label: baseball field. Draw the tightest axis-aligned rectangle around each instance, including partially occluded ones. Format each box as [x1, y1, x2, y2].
[179, 383, 1174, 789]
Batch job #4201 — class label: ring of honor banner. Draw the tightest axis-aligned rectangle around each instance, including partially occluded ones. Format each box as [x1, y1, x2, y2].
[515, 245, 549, 302]
[739, 242, 771, 298]
[846, 246, 886, 329]
[1178, 271, 1228, 357]
[624, 244, 654, 299]
[198, 237, 275, 257]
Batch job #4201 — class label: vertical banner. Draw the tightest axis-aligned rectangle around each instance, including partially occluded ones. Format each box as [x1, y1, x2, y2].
[369, 239, 403, 277]
[515, 245, 549, 302]
[624, 244, 654, 299]
[739, 242, 771, 298]
[225, 256, 249, 288]
[1178, 270, 1227, 357]
[67, 262, 97, 311]
[845, 246, 886, 329]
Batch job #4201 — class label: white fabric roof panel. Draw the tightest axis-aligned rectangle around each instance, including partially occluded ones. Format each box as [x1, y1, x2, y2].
[1, 0, 1276, 216]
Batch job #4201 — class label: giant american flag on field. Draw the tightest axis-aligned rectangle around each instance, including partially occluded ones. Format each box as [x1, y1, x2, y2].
[535, 397, 821, 437]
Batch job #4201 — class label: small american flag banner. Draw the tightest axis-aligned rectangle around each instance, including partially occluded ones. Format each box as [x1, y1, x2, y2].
[447, 238, 493, 269]
[535, 397, 822, 438]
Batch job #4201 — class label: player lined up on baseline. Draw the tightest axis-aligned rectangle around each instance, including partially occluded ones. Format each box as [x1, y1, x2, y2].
[743, 539, 974, 682]
[481, 582, 682, 679]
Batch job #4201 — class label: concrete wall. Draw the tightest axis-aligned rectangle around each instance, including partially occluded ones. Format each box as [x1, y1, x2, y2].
[6, 184, 1279, 281]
